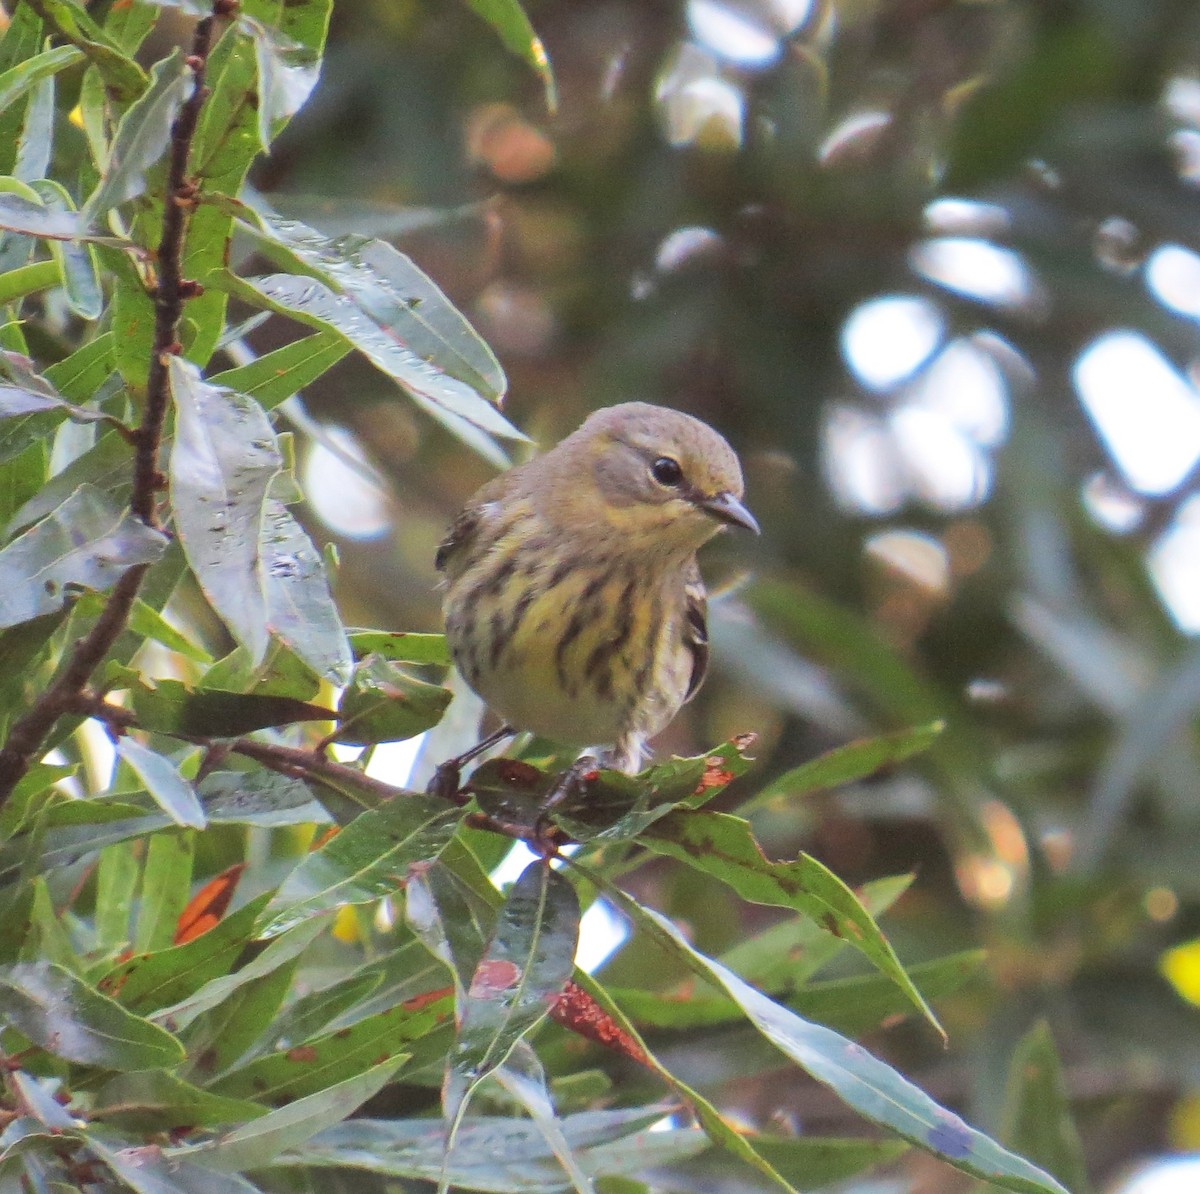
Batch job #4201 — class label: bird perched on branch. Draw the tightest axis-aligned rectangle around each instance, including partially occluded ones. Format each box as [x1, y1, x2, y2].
[436, 402, 758, 780]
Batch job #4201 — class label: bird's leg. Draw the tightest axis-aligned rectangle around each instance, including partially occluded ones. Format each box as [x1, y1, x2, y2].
[427, 724, 516, 801]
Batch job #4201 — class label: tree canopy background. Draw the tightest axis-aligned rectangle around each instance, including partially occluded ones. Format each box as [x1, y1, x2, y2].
[1, 0, 1199, 1190]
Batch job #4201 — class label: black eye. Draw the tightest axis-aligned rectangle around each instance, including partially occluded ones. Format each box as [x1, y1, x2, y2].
[651, 456, 684, 487]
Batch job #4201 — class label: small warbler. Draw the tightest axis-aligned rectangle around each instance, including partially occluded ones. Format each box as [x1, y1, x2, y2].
[437, 402, 758, 774]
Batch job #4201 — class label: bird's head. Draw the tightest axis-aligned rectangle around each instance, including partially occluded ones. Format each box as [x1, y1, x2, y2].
[546, 402, 759, 554]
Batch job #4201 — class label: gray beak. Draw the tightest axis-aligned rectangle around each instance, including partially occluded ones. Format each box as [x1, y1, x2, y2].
[700, 491, 760, 534]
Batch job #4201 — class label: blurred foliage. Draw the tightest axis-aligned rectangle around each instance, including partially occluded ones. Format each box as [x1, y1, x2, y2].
[2, 0, 1200, 1190]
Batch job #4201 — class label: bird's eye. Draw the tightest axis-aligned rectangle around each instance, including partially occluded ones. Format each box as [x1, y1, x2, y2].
[651, 456, 684, 487]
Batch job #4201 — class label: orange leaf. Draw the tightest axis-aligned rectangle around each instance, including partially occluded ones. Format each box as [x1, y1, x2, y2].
[174, 863, 246, 945]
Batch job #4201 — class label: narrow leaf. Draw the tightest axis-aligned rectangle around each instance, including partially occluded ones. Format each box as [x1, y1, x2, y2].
[31, 179, 102, 318]
[0, 45, 82, 117]
[740, 721, 945, 815]
[0, 483, 166, 630]
[115, 738, 206, 829]
[462, 0, 556, 111]
[642, 810, 944, 1038]
[87, 37, 186, 175]
[183, 1059, 405, 1173]
[259, 795, 461, 937]
[0, 961, 184, 1069]
[999, 1021, 1092, 1194]
[444, 862, 580, 1125]
[168, 357, 280, 663]
[593, 882, 1070, 1194]
[259, 498, 352, 684]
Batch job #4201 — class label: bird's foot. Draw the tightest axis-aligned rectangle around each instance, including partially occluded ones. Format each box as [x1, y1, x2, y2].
[533, 754, 599, 843]
[426, 724, 516, 803]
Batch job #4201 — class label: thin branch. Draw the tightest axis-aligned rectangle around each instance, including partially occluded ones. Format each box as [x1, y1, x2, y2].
[63, 694, 564, 848]
[0, 10, 222, 804]
[66, 694, 427, 808]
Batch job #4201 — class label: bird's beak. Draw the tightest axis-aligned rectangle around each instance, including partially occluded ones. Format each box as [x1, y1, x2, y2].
[700, 491, 760, 535]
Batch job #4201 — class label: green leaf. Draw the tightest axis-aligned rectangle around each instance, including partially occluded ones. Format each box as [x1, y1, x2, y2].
[157, 914, 327, 1031]
[592, 881, 1070, 1194]
[335, 655, 452, 745]
[182, 1058, 406, 1173]
[612, 949, 985, 1036]
[234, 205, 508, 406]
[0, 960, 184, 1068]
[0, 45, 81, 118]
[130, 677, 333, 737]
[348, 628, 451, 666]
[270, 1107, 702, 1186]
[0, 483, 167, 630]
[115, 738, 206, 829]
[74, 591, 212, 663]
[84, 1130, 264, 1194]
[258, 498, 353, 684]
[740, 721, 945, 815]
[14, 74, 55, 183]
[23, 0, 148, 101]
[96, 838, 139, 951]
[209, 992, 447, 1102]
[548, 738, 758, 843]
[0, 259, 60, 308]
[135, 830, 195, 953]
[443, 862, 579, 1127]
[462, 0, 556, 112]
[91, 1070, 267, 1132]
[96, 893, 271, 1015]
[31, 179, 101, 318]
[557, 972, 797, 1193]
[223, 269, 518, 465]
[168, 356, 281, 663]
[998, 1021, 1092, 1194]
[209, 331, 350, 410]
[641, 810, 944, 1038]
[259, 794, 461, 937]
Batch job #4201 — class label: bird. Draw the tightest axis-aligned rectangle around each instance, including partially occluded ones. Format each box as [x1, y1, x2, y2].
[435, 401, 758, 780]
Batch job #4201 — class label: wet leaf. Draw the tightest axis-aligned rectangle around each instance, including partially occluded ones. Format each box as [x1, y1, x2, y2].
[0, 483, 167, 630]
[259, 794, 461, 937]
[209, 330, 349, 411]
[168, 356, 280, 664]
[269, 1106, 700, 1187]
[0, 960, 184, 1069]
[226, 270, 519, 459]
[444, 861, 579, 1125]
[335, 655, 451, 745]
[259, 498, 352, 684]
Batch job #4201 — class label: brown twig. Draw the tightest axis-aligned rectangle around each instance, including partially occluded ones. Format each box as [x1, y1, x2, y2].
[63, 694, 564, 847]
[0, 11, 221, 804]
[64, 694, 413, 808]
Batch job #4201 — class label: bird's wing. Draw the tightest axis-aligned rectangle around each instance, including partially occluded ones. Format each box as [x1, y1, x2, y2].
[683, 561, 709, 703]
[435, 502, 482, 573]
